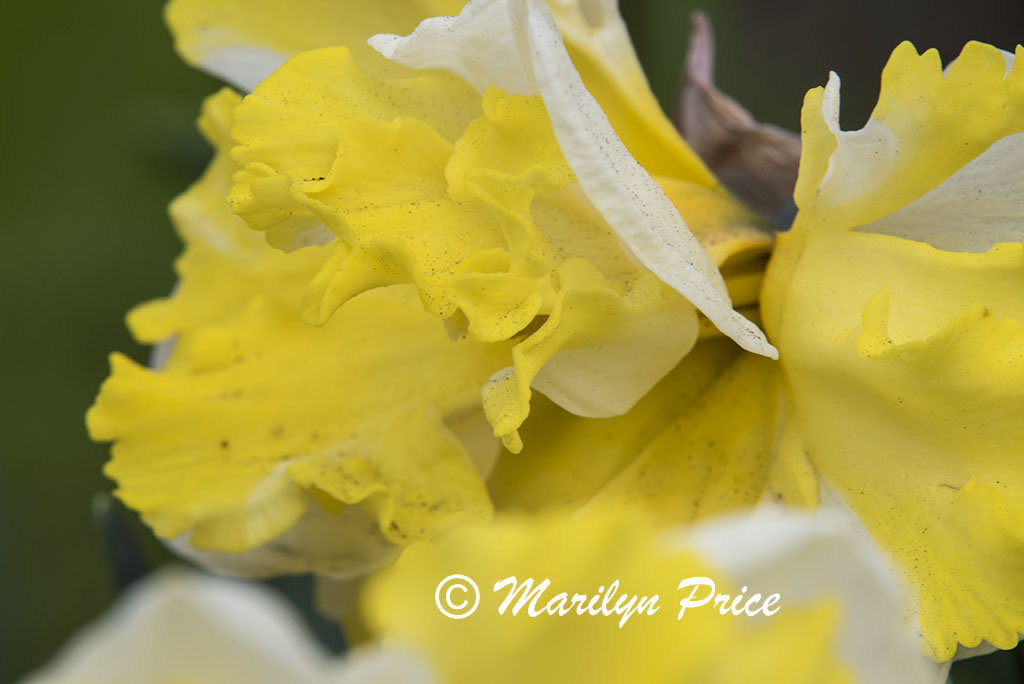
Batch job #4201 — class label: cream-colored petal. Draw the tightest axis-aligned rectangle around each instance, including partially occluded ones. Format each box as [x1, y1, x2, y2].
[856, 131, 1024, 252]
[20, 568, 438, 684]
[686, 509, 940, 684]
[166, 502, 398, 579]
[369, 1, 532, 95]
[19, 569, 332, 684]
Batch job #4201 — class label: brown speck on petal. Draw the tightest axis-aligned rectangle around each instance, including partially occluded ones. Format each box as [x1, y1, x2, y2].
[676, 11, 801, 220]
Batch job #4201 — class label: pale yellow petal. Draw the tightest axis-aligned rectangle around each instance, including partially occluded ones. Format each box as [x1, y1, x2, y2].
[594, 350, 780, 525]
[488, 338, 736, 511]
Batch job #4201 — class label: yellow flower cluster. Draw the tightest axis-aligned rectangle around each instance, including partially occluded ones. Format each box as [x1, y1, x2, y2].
[80, 0, 1024, 680]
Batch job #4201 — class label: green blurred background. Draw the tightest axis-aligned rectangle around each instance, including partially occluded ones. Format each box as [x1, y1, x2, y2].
[1, 0, 1022, 681]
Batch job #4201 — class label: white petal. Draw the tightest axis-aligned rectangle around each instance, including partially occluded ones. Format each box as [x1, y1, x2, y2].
[20, 569, 439, 684]
[369, 1, 532, 95]
[817, 71, 902, 211]
[199, 44, 290, 92]
[531, 305, 697, 417]
[332, 647, 437, 684]
[371, 0, 777, 359]
[856, 131, 1024, 252]
[19, 569, 331, 684]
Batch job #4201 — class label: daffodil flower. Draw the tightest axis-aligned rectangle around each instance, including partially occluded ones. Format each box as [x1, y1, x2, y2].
[761, 42, 1024, 661]
[87, 0, 1024, 667]
[486, 37, 1024, 664]
[89, 0, 772, 577]
[361, 507, 940, 683]
[18, 567, 431, 684]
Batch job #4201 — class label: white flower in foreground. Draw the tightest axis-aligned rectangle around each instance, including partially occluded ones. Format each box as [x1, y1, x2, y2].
[19, 568, 431, 684]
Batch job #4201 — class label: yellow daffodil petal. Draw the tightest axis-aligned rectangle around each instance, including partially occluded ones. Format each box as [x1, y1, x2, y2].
[795, 42, 1024, 229]
[362, 508, 938, 683]
[593, 350, 780, 525]
[763, 41, 1024, 659]
[489, 335, 781, 523]
[488, 339, 738, 510]
[87, 89, 509, 577]
[165, 0, 466, 89]
[489, 338, 779, 527]
[228, 48, 480, 252]
[372, 0, 776, 358]
[229, 47, 701, 449]
[765, 232, 1024, 659]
